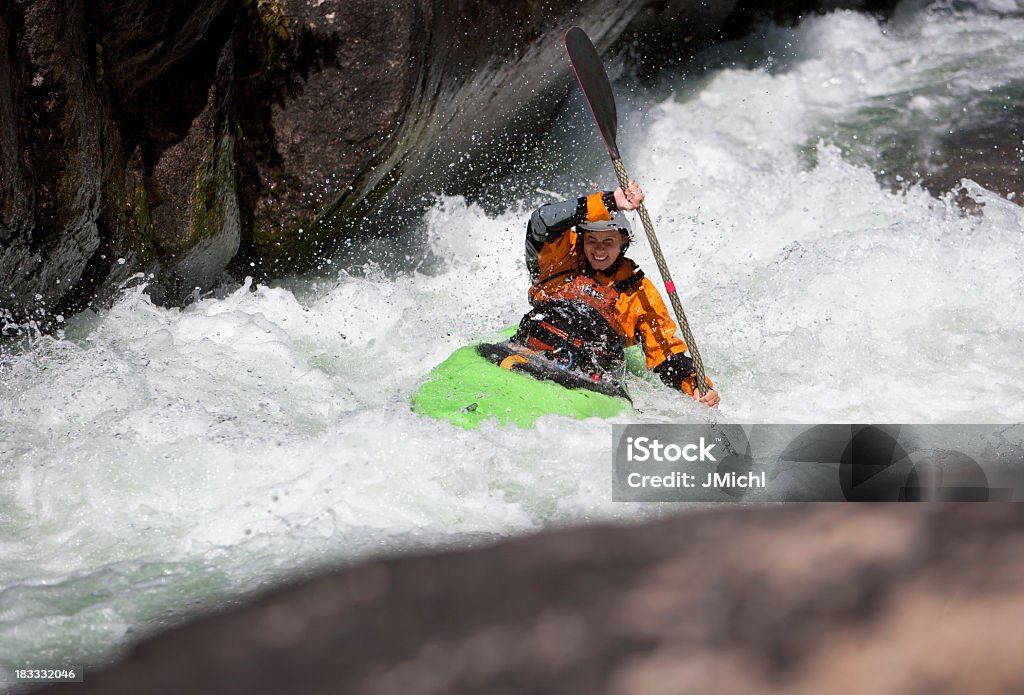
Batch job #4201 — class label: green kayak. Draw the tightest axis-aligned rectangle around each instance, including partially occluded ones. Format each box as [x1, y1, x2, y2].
[413, 328, 645, 429]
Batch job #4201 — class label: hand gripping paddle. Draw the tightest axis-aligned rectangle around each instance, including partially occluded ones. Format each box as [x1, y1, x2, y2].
[564, 26, 711, 396]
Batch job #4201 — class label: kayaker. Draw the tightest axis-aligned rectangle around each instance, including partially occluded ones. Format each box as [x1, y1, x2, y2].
[515, 180, 720, 408]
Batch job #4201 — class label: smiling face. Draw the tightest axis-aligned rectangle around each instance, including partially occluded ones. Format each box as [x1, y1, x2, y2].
[582, 230, 626, 272]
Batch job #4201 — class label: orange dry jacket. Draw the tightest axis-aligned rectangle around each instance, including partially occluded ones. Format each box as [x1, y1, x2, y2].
[528, 193, 690, 371]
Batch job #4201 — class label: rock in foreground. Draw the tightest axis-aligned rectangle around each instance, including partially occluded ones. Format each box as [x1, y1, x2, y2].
[39, 504, 1024, 694]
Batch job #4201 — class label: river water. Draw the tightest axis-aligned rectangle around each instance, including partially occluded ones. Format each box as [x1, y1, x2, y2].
[2, 2, 1023, 685]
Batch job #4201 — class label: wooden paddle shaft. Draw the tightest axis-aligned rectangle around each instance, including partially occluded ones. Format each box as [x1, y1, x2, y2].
[612, 157, 710, 396]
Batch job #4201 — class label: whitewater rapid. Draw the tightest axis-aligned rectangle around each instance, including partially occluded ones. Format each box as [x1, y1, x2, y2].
[2, 3, 1024, 684]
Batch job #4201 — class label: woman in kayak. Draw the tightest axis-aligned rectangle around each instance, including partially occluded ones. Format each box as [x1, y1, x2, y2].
[514, 180, 720, 408]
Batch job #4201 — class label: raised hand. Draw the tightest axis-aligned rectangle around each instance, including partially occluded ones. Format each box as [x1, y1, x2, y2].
[613, 179, 645, 211]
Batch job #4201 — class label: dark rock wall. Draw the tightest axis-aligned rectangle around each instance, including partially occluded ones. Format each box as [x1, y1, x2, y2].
[237, 0, 431, 274]
[2, 0, 105, 316]
[0, 0, 238, 320]
[235, 0, 643, 275]
[1, 0, 899, 322]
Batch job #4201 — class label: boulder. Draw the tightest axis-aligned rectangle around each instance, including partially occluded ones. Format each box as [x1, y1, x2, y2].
[1, 0, 908, 323]
[233, 0, 639, 274]
[0, 0, 236, 323]
[38, 504, 1024, 694]
[1, 0, 107, 322]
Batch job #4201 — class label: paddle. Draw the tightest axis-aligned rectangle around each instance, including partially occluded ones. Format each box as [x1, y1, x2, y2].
[564, 26, 711, 396]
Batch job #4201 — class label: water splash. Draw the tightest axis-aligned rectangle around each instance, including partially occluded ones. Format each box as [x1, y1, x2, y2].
[2, 5, 1024, 686]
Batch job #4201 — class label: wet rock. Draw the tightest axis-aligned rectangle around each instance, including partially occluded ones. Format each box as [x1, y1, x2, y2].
[0, 0, 106, 319]
[0, 0, 237, 322]
[234, 0, 641, 274]
[1, 0, 914, 323]
[234, 0, 427, 273]
[147, 38, 241, 305]
[96, 0, 232, 119]
[38, 505, 1024, 694]
[923, 119, 1024, 207]
[624, 0, 901, 75]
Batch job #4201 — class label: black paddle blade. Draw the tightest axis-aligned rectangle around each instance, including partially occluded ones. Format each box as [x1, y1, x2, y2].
[564, 26, 619, 159]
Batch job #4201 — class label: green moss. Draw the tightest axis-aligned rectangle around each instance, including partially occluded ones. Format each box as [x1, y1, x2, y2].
[125, 181, 156, 266]
[140, 129, 237, 260]
[258, 0, 290, 43]
[245, 0, 290, 73]
[190, 146, 225, 244]
[186, 132, 236, 251]
[104, 160, 157, 269]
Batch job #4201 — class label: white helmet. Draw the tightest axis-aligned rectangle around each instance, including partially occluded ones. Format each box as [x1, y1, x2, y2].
[577, 211, 632, 237]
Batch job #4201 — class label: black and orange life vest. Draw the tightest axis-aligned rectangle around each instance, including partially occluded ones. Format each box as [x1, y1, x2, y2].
[527, 192, 692, 371]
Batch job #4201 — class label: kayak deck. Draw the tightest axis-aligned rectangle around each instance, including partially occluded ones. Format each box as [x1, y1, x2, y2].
[475, 341, 630, 400]
[412, 336, 639, 429]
